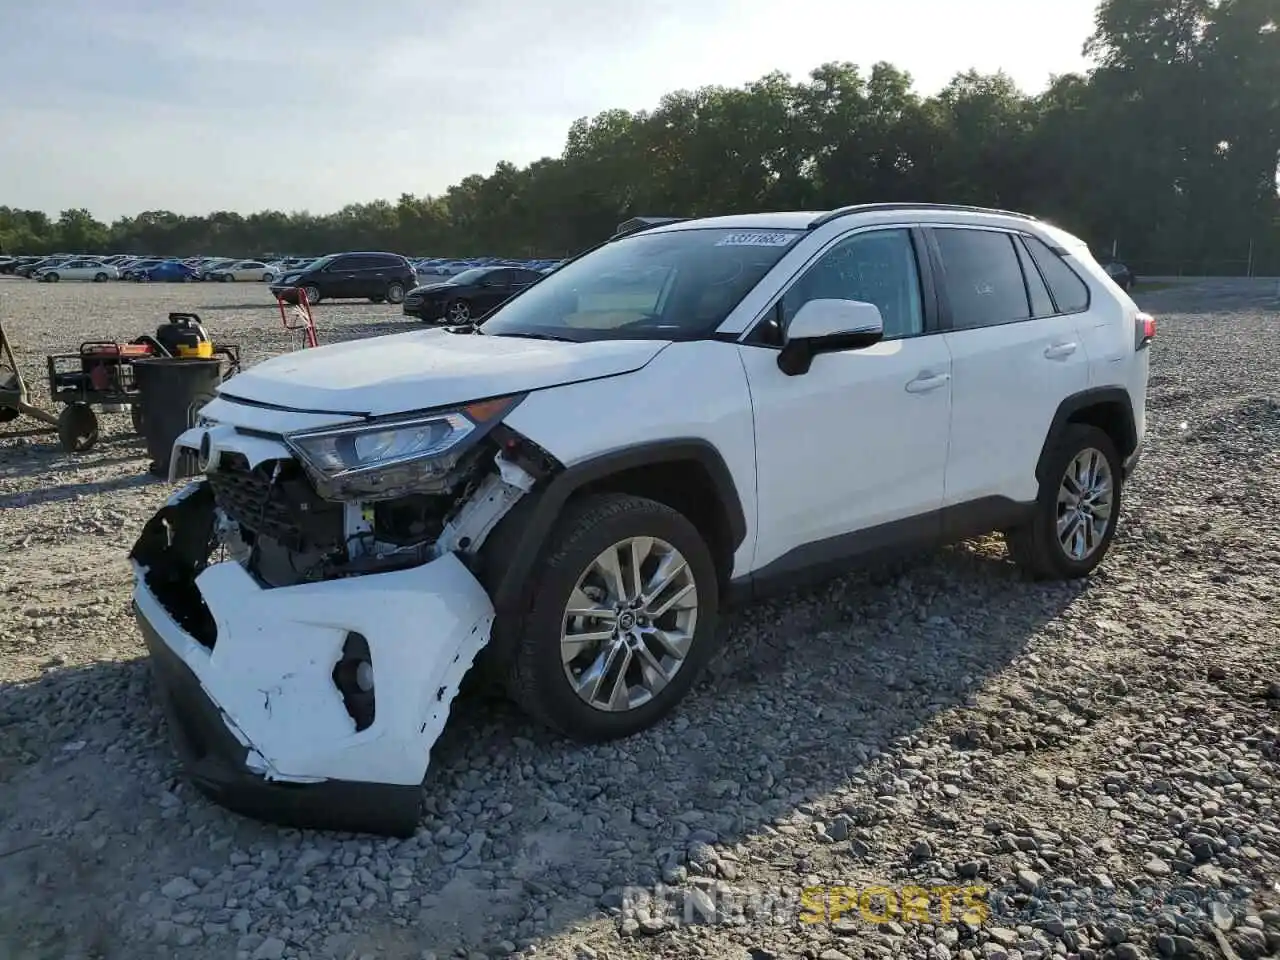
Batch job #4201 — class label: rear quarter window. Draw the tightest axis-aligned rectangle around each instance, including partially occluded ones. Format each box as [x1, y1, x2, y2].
[1022, 234, 1091, 313]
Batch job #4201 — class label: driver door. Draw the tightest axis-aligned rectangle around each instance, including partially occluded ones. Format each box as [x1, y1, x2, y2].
[737, 227, 954, 574]
[476, 269, 513, 314]
[324, 255, 360, 297]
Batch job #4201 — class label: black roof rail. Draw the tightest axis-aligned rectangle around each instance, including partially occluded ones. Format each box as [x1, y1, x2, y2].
[612, 216, 690, 239]
[808, 203, 1037, 229]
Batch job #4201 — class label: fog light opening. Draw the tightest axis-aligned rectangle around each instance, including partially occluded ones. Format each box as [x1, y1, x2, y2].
[333, 631, 375, 732]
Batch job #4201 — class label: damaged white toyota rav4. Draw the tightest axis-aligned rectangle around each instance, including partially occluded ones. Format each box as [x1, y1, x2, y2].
[131, 204, 1153, 836]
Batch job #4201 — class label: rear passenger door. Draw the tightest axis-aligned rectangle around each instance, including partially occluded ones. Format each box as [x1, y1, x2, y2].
[929, 226, 1092, 508]
[347, 255, 384, 297]
[364, 255, 397, 296]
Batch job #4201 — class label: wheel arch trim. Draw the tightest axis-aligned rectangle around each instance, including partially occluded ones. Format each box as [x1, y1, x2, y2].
[481, 437, 747, 616]
[1035, 386, 1136, 484]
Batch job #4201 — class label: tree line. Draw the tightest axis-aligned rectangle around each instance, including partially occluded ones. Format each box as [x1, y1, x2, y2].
[2, 0, 1277, 275]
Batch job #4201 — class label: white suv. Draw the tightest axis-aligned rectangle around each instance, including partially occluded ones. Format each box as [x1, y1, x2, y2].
[130, 203, 1153, 836]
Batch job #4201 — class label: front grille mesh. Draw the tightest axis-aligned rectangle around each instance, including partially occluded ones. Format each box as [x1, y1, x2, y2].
[206, 453, 343, 553]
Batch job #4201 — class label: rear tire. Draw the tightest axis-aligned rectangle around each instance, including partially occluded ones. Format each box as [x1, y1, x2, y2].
[503, 493, 720, 742]
[1005, 424, 1122, 580]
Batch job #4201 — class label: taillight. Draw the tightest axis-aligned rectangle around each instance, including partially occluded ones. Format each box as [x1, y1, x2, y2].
[1135, 311, 1156, 350]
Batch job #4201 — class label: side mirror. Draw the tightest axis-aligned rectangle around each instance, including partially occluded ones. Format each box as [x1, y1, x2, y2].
[777, 299, 885, 376]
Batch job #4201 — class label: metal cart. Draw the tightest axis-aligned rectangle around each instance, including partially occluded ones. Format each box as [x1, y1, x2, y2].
[0, 319, 61, 435]
[44, 339, 241, 453]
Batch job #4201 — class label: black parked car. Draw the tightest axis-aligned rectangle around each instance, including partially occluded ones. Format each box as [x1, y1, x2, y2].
[1098, 256, 1136, 291]
[269, 251, 417, 305]
[402, 266, 545, 323]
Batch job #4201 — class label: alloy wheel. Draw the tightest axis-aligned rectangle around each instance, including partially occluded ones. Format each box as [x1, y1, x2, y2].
[1057, 447, 1113, 561]
[560, 536, 699, 712]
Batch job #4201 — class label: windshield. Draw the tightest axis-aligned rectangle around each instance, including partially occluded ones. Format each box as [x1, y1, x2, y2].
[448, 268, 490, 285]
[479, 227, 803, 341]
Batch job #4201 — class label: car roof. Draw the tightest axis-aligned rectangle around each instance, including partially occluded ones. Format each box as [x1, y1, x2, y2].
[637, 203, 1084, 249]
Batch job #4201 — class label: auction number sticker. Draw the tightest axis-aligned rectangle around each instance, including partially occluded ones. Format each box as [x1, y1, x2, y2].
[715, 232, 797, 247]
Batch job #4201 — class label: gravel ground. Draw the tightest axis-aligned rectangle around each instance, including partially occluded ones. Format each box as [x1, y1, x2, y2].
[1, 277, 1278, 960]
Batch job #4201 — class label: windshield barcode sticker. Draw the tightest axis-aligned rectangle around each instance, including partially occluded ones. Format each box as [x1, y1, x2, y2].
[715, 232, 796, 247]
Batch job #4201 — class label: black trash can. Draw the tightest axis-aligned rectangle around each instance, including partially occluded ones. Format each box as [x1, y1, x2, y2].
[133, 357, 224, 477]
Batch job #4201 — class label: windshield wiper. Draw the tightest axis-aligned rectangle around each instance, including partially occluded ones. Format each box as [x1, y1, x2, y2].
[490, 332, 576, 342]
[443, 322, 485, 335]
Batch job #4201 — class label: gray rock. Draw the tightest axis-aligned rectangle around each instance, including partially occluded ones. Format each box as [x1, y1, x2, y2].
[161, 877, 200, 900]
[252, 938, 287, 960]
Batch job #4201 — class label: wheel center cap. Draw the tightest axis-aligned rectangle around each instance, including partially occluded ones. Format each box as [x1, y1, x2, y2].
[618, 611, 636, 630]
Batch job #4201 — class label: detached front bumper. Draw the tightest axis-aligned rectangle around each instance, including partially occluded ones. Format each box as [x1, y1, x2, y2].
[131, 481, 496, 837]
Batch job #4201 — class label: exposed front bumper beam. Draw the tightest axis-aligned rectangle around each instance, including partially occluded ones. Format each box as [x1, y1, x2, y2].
[131, 481, 496, 837]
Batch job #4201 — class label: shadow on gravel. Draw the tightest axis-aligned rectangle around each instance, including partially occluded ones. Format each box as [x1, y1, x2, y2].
[0, 540, 1088, 958]
[0, 449, 147, 478]
[0, 426, 58, 441]
[0, 472, 161, 509]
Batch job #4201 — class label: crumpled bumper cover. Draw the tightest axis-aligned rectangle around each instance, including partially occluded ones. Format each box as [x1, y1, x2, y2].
[130, 481, 496, 837]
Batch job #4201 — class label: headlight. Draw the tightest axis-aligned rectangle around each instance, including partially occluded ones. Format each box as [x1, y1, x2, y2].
[281, 274, 300, 284]
[284, 396, 522, 501]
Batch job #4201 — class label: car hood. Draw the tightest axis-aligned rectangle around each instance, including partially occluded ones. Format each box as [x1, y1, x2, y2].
[408, 282, 454, 295]
[217, 329, 670, 416]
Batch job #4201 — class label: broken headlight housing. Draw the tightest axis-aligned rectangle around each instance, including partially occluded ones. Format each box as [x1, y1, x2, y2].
[283, 396, 522, 501]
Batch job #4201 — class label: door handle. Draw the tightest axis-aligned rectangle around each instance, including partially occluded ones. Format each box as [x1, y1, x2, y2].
[905, 372, 950, 393]
[1044, 342, 1078, 359]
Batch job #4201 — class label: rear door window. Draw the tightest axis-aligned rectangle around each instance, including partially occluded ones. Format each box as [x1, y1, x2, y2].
[932, 228, 1030, 330]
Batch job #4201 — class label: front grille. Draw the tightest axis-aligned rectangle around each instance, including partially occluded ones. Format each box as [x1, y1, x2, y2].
[404, 295, 423, 309]
[206, 453, 344, 553]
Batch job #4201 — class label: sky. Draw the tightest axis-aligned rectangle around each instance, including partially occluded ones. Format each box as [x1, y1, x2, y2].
[0, 0, 1098, 221]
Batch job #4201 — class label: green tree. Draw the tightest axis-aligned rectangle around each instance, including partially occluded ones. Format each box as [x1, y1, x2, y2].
[3, 0, 1276, 274]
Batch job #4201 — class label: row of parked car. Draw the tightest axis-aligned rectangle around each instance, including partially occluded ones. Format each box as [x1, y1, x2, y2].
[0, 252, 565, 288]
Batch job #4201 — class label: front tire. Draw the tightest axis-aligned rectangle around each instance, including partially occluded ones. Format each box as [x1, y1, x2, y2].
[45, 273, 59, 283]
[1006, 424, 1122, 580]
[301, 285, 321, 305]
[94, 272, 108, 282]
[504, 493, 720, 742]
[385, 282, 405, 304]
[445, 299, 471, 323]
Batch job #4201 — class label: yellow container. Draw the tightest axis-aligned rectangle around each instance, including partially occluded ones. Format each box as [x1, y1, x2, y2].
[176, 341, 214, 358]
